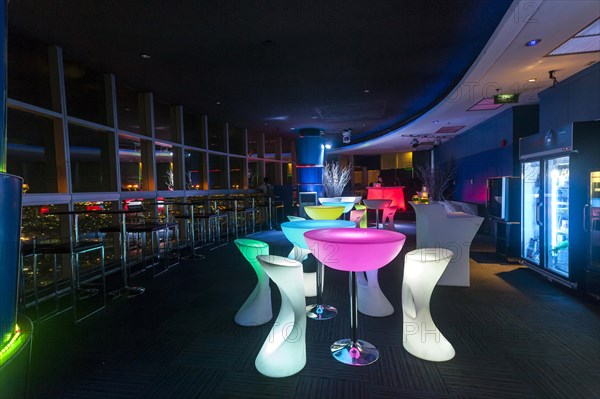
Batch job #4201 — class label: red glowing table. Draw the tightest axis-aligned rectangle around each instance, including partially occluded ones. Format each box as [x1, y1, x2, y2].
[366, 186, 406, 211]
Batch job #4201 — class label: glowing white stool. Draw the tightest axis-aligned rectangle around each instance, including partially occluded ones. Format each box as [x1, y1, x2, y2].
[255, 255, 306, 377]
[357, 269, 395, 317]
[402, 248, 455, 362]
[233, 239, 271, 326]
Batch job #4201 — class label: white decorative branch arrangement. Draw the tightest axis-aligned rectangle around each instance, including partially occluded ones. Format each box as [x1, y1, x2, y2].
[414, 163, 455, 201]
[322, 161, 353, 198]
[166, 169, 175, 191]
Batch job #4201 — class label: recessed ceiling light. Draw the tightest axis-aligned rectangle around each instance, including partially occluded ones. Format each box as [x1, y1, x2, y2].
[291, 127, 295, 130]
[528, 78, 537, 82]
[311, 116, 318, 119]
[215, 101, 221, 105]
[363, 89, 370, 93]
[525, 39, 541, 47]
[432, 120, 440, 124]
[140, 53, 151, 59]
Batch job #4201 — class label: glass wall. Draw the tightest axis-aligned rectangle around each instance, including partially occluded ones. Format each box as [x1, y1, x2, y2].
[184, 112, 205, 149]
[7, 32, 53, 110]
[154, 99, 175, 142]
[7, 31, 295, 204]
[69, 124, 114, 192]
[63, 57, 108, 125]
[207, 120, 226, 152]
[185, 150, 205, 190]
[229, 156, 246, 189]
[282, 137, 293, 161]
[116, 82, 140, 134]
[228, 126, 246, 155]
[208, 154, 227, 190]
[6, 109, 58, 193]
[265, 135, 279, 159]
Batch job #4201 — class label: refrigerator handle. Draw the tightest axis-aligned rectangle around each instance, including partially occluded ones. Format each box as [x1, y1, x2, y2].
[536, 201, 543, 226]
[583, 204, 590, 232]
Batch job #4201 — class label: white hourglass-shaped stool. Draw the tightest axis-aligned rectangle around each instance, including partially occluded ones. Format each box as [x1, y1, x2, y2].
[234, 239, 272, 326]
[255, 255, 306, 378]
[402, 248, 455, 362]
[357, 269, 395, 317]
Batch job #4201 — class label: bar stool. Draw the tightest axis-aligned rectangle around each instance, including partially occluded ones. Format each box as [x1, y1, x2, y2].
[363, 199, 392, 229]
[32, 240, 106, 323]
[402, 248, 455, 361]
[128, 220, 180, 276]
[381, 206, 397, 230]
[234, 239, 271, 326]
[304, 228, 405, 366]
[255, 255, 306, 377]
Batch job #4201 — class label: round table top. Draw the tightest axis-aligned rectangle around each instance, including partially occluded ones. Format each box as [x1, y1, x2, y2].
[304, 228, 406, 271]
[280, 220, 356, 249]
[318, 197, 342, 204]
[304, 205, 345, 220]
[363, 199, 393, 209]
[322, 201, 354, 213]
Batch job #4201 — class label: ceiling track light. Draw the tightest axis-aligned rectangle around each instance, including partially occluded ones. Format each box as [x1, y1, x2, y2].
[411, 138, 419, 149]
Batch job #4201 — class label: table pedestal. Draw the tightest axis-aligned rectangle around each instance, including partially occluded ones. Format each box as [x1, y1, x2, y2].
[331, 272, 379, 366]
[306, 262, 337, 320]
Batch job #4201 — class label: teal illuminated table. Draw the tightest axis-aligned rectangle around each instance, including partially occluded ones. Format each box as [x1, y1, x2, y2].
[281, 220, 355, 319]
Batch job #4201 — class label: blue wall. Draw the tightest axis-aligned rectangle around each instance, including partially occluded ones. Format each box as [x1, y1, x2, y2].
[539, 62, 600, 134]
[436, 105, 538, 204]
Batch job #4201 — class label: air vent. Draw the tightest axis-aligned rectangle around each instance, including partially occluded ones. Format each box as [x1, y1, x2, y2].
[435, 125, 465, 134]
[467, 98, 504, 111]
[548, 18, 600, 56]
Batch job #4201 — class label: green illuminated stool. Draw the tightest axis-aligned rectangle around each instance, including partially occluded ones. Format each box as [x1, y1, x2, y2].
[234, 239, 272, 326]
[304, 205, 345, 220]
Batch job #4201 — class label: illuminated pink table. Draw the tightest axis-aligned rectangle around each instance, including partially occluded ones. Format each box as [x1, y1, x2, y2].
[366, 186, 406, 211]
[304, 228, 405, 366]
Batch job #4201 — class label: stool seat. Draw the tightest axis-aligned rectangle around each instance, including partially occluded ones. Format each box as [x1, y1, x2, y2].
[234, 238, 271, 326]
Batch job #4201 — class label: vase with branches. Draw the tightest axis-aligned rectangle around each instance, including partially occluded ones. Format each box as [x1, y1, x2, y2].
[414, 163, 455, 201]
[322, 161, 353, 197]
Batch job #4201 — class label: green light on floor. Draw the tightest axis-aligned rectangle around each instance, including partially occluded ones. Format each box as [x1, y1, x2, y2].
[0, 325, 24, 367]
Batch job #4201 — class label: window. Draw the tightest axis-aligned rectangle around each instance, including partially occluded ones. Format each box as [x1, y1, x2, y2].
[207, 120, 226, 152]
[265, 135, 279, 159]
[64, 58, 108, 125]
[116, 82, 140, 134]
[228, 126, 245, 155]
[229, 157, 246, 190]
[184, 150, 205, 190]
[7, 31, 52, 110]
[154, 99, 175, 142]
[155, 143, 180, 190]
[6, 108, 58, 193]
[183, 112, 205, 149]
[69, 124, 114, 192]
[208, 154, 227, 189]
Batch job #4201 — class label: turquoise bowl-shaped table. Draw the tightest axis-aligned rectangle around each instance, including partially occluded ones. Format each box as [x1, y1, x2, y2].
[304, 228, 405, 366]
[281, 220, 355, 319]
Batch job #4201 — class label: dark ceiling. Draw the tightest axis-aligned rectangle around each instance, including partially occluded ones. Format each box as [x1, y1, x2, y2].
[8, 0, 513, 147]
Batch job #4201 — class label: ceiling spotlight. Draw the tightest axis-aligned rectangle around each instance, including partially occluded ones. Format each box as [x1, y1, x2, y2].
[325, 143, 332, 149]
[433, 138, 441, 149]
[525, 39, 541, 47]
[528, 78, 537, 82]
[411, 138, 419, 149]
[140, 53, 151, 59]
[342, 129, 352, 144]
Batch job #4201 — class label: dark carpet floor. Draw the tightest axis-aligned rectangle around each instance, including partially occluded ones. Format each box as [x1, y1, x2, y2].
[23, 222, 600, 398]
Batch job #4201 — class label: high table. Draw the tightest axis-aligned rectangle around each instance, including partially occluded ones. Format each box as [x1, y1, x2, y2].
[362, 199, 391, 229]
[280, 220, 355, 319]
[366, 186, 406, 211]
[47, 208, 145, 297]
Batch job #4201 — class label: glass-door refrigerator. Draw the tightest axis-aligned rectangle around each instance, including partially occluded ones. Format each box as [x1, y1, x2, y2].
[519, 121, 600, 290]
[585, 170, 600, 298]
